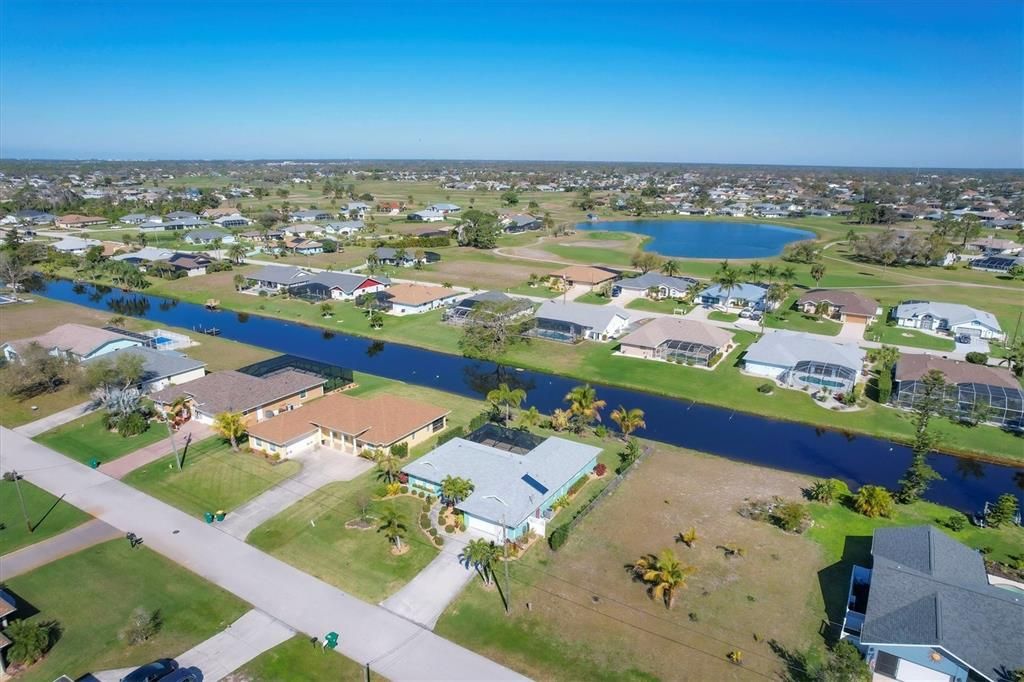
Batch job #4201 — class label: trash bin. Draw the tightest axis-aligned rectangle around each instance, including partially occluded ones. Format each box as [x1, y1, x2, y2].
[215, 510, 226, 522]
[324, 631, 339, 650]
[88, 458, 101, 469]
[203, 512, 214, 524]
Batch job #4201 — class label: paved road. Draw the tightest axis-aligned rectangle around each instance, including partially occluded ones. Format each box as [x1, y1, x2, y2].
[100, 421, 214, 479]
[1, 427, 525, 681]
[219, 446, 373, 540]
[92, 609, 295, 682]
[0, 518, 121, 580]
[381, 534, 475, 629]
[13, 400, 96, 437]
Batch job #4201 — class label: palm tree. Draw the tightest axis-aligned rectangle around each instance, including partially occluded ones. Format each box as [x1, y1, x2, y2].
[368, 309, 384, 329]
[373, 450, 402, 484]
[853, 485, 894, 518]
[762, 282, 790, 332]
[460, 538, 500, 586]
[564, 384, 606, 433]
[167, 396, 189, 423]
[998, 339, 1024, 377]
[779, 265, 797, 283]
[619, 436, 642, 469]
[518, 405, 542, 428]
[746, 261, 764, 284]
[549, 408, 571, 432]
[712, 266, 741, 310]
[211, 237, 223, 255]
[214, 412, 245, 451]
[227, 242, 248, 264]
[660, 260, 681, 277]
[441, 475, 474, 507]
[763, 263, 779, 285]
[633, 549, 695, 609]
[4, 619, 52, 665]
[377, 507, 408, 551]
[232, 273, 247, 291]
[610, 406, 646, 440]
[810, 263, 826, 286]
[486, 383, 527, 423]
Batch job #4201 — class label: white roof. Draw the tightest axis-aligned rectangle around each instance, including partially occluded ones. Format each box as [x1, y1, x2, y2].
[112, 246, 174, 262]
[51, 236, 101, 251]
[894, 301, 1002, 333]
[536, 300, 628, 331]
[744, 331, 866, 370]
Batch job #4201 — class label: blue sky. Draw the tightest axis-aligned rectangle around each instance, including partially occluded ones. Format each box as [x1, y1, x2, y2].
[1, 1, 1021, 167]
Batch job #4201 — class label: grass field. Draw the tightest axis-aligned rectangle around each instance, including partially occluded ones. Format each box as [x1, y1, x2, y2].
[573, 290, 612, 305]
[35, 411, 168, 465]
[123, 436, 302, 518]
[866, 313, 956, 351]
[4, 540, 247, 681]
[625, 297, 692, 315]
[708, 310, 739, 323]
[764, 298, 842, 336]
[229, 635, 377, 682]
[0, 479, 90, 554]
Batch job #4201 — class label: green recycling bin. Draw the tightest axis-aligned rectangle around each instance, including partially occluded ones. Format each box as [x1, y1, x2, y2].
[324, 631, 339, 650]
[203, 512, 214, 524]
[88, 458, 101, 469]
[215, 510, 226, 522]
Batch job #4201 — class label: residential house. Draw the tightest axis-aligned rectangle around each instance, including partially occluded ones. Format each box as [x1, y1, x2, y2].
[700, 282, 772, 311]
[618, 318, 734, 367]
[201, 207, 245, 219]
[239, 229, 284, 243]
[283, 224, 325, 238]
[426, 202, 460, 215]
[12, 209, 55, 225]
[50, 236, 102, 255]
[83, 346, 207, 393]
[0, 590, 17, 675]
[796, 290, 881, 324]
[284, 237, 323, 255]
[212, 213, 251, 228]
[549, 265, 618, 289]
[247, 392, 449, 459]
[501, 214, 540, 233]
[324, 220, 365, 237]
[2, 323, 143, 362]
[613, 272, 697, 299]
[443, 291, 533, 325]
[380, 283, 463, 315]
[246, 264, 313, 290]
[120, 213, 156, 225]
[138, 218, 209, 232]
[165, 211, 199, 221]
[149, 369, 326, 425]
[743, 331, 866, 393]
[404, 425, 601, 541]
[407, 209, 446, 222]
[55, 214, 108, 229]
[345, 201, 371, 219]
[970, 255, 1024, 273]
[376, 200, 405, 214]
[290, 271, 390, 301]
[372, 246, 440, 267]
[892, 354, 1023, 429]
[891, 301, 1005, 341]
[165, 252, 212, 276]
[112, 246, 175, 266]
[183, 228, 234, 245]
[288, 209, 333, 222]
[841, 526, 1023, 682]
[532, 300, 631, 342]
[965, 236, 1021, 258]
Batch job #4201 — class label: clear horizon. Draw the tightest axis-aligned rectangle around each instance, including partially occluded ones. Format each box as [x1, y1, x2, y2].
[2, 1, 1022, 168]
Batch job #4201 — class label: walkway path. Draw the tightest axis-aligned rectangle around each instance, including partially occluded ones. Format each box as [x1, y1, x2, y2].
[0, 519, 121, 580]
[13, 400, 96, 437]
[1, 427, 524, 681]
[381, 533, 475, 629]
[92, 609, 295, 682]
[218, 446, 373, 540]
[99, 420, 214, 480]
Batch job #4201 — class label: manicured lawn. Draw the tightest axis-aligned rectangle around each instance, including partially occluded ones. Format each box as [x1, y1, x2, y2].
[35, 411, 169, 465]
[504, 282, 560, 298]
[231, 635, 378, 682]
[0, 383, 89, 429]
[123, 436, 301, 518]
[3, 540, 247, 681]
[248, 475, 439, 603]
[707, 310, 738, 323]
[573, 290, 611, 305]
[543, 243, 636, 267]
[763, 299, 842, 336]
[0, 479, 90, 554]
[625, 298, 692, 314]
[866, 316, 955, 351]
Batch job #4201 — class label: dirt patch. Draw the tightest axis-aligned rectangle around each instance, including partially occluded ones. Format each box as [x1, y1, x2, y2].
[411, 259, 557, 289]
[344, 517, 375, 530]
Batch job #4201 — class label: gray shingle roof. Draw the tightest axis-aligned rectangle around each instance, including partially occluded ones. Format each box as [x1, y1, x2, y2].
[247, 265, 312, 286]
[150, 369, 325, 415]
[616, 272, 698, 292]
[536, 300, 629, 331]
[894, 301, 1002, 333]
[83, 346, 206, 384]
[744, 331, 865, 370]
[303, 271, 390, 293]
[862, 526, 1024, 680]
[402, 435, 601, 527]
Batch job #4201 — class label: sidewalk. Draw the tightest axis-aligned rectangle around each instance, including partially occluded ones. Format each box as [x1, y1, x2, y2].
[0, 519, 121, 580]
[13, 400, 96, 437]
[0, 427, 524, 681]
[99, 420, 213, 480]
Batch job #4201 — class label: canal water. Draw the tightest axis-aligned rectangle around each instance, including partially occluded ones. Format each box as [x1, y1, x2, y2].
[577, 220, 815, 258]
[36, 279, 1023, 512]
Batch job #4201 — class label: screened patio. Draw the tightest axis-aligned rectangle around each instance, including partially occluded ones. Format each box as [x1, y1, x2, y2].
[894, 380, 1024, 429]
[782, 359, 859, 392]
[656, 339, 720, 367]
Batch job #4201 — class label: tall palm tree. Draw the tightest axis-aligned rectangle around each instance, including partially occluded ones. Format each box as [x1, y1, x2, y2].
[564, 384, 606, 432]
[486, 383, 527, 423]
[712, 266, 741, 310]
[214, 411, 245, 451]
[610, 406, 646, 440]
[227, 242, 248, 264]
[779, 265, 797, 283]
[998, 339, 1024, 377]
[660, 260, 681, 277]
[460, 538, 500, 586]
[809, 263, 826, 287]
[746, 261, 764, 284]
[232, 273, 247, 291]
[762, 283, 790, 333]
[377, 507, 408, 551]
[633, 549, 695, 609]
[763, 263, 779, 285]
[518, 406, 542, 429]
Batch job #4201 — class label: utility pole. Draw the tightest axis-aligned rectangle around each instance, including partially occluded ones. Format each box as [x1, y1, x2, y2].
[166, 417, 182, 471]
[7, 471, 32, 533]
[503, 513, 512, 616]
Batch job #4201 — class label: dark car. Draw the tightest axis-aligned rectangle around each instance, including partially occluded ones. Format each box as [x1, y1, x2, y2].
[160, 669, 200, 682]
[121, 659, 179, 682]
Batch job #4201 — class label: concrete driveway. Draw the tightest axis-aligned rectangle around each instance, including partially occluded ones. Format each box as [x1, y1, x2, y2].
[837, 319, 868, 342]
[100, 420, 213, 479]
[218, 446, 373, 540]
[381, 534, 477, 629]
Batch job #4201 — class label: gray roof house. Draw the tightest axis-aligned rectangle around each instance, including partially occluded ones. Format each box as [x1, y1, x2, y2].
[618, 317, 734, 367]
[324, 220, 365, 236]
[892, 301, 1005, 341]
[83, 346, 207, 393]
[111, 246, 175, 264]
[403, 426, 601, 541]
[614, 272, 698, 297]
[443, 291, 533, 325]
[183, 228, 234, 244]
[289, 271, 391, 301]
[532, 300, 631, 342]
[842, 526, 1023, 682]
[245, 264, 314, 290]
[700, 282, 772, 310]
[743, 331, 866, 392]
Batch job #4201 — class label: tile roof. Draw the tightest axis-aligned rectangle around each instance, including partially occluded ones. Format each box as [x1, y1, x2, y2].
[149, 369, 325, 415]
[619, 317, 733, 350]
[5, 323, 140, 358]
[895, 354, 1022, 390]
[796, 289, 879, 317]
[247, 392, 450, 447]
[550, 265, 618, 285]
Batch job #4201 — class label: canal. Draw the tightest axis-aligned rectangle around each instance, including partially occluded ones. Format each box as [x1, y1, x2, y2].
[36, 279, 1023, 512]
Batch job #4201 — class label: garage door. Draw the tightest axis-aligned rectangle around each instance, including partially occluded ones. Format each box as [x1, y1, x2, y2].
[895, 657, 954, 682]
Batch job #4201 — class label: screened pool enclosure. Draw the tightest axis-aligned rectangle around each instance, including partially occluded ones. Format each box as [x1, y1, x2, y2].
[893, 380, 1024, 429]
[656, 339, 721, 367]
[781, 360, 859, 393]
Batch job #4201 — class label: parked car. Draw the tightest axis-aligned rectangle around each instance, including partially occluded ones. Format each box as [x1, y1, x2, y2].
[738, 308, 753, 319]
[956, 333, 972, 344]
[749, 311, 763, 321]
[160, 669, 200, 682]
[121, 659, 179, 682]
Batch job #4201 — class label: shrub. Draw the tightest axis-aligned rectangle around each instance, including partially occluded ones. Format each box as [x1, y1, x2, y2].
[116, 411, 150, 437]
[594, 424, 609, 439]
[428, 527, 438, 538]
[987, 493, 1019, 528]
[965, 351, 989, 365]
[853, 485, 895, 518]
[119, 607, 162, 645]
[567, 476, 588, 496]
[419, 514, 430, 529]
[391, 442, 409, 458]
[458, 522, 466, 532]
[772, 502, 810, 533]
[417, 490, 425, 499]
[426, 495, 435, 505]
[877, 370, 893, 403]
[385, 482, 401, 497]
[945, 513, 968, 532]
[399, 485, 409, 495]
[469, 412, 488, 431]
[757, 383, 774, 394]
[397, 471, 409, 484]
[807, 478, 848, 505]
[594, 462, 607, 476]
[5, 619, 55, 665]
[434, 536, 444, 546]
[445, 523, 455, 533]
[436, 426, 465, 446]
[548, 525, 570, 551]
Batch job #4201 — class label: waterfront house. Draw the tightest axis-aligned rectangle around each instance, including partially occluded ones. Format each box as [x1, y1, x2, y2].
[165, 252, 212, 276]
[532, 300, 630, 342]
[618, 317, 734, 367]
[892, 354, 1023, 429]
[380, 283, 463, 315]
[150, 369, 326, 425]
[796, 290, 881, 324]
[700, 282, 772, 311]
[83, 346, 207, 393]
[443, 291, 533, 325]
[2, 323, 143, 363]
[50, 236, 101, 255]
[245, 264, 313, 290]
[290, 271, 390, 301]
[891, 301, 1005, 341]
[613, 272, 697, 299]
[742, 331, 866, 393]
[247, 392, 449, 459]
[403, 425, 601, 541]
[840, 526, 1023, 682]
[112, 246, 176, 266]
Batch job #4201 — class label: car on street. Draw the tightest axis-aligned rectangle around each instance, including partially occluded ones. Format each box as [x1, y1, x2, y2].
[121, 659, 179, 682]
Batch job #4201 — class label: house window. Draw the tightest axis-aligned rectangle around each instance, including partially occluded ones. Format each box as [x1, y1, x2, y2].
[300, 390, 307, 399]
[431, 417, 445, 432]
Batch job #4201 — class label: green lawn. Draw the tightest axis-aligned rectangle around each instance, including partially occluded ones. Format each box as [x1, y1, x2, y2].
[123, 436, 302, 518]
[0, 383, 89, 429]
[763, 299, 842, 336]
[0, 479, 90, 554]
[866, 315, 956, 351]
[543, 243, 636, 267]
[707, 310, 739, 323]
[3, 540, 247, 681]
[625, 298, 692, 314]
[503, 283, 560, 298]
[573, 290, 611, 305]
[248, 475, 439, 603]
[231, 635, 377, 681]
[35, 411, 169, 465]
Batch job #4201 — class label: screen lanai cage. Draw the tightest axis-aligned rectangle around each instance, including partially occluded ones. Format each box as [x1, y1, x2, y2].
[657, 339, 720, 367]
[781, 360, 859, 392]
[893, 380, 1024, 429]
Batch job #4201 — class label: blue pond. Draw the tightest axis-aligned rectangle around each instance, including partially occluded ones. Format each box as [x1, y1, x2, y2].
[577, 220, 815, 259]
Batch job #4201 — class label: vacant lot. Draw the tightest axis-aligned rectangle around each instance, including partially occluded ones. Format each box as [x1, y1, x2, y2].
[436, 446, 825, 681]
[0, 479, 90, 554]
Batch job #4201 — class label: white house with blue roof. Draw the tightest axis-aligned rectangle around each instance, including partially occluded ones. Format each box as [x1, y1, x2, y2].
[699, 282, 773, 311]
[402, 427, 601, 541]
